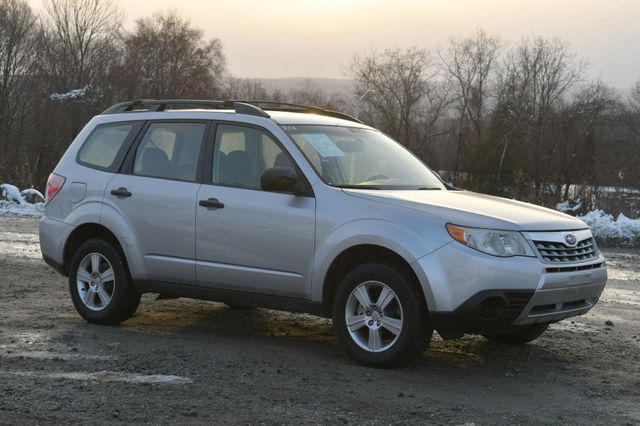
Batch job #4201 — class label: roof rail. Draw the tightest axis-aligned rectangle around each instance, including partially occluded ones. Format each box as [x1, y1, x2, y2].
[232, 100, 363, 124]
[100, 99, 363, 124]
[101, 99, 270, 118]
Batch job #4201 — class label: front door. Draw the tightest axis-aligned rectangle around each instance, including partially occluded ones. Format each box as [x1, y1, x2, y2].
[105, 121, 209, 284]
[195, 123, 315, 297]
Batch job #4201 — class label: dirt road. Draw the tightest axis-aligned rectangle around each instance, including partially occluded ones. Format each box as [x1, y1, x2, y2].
[0, 216, 638, 424]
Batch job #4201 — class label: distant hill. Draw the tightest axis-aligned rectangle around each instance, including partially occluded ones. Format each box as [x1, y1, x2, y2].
[251, 77, 355, 96]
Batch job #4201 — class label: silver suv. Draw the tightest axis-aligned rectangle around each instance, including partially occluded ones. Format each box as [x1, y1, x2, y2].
[39, 100, 607, 367]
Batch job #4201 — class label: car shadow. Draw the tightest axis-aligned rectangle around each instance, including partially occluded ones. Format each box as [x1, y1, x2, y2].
[50, 297, 592, 377]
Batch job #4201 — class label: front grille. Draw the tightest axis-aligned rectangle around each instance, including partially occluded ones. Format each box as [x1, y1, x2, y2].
[545, 262, 603, 273]
[533, 237, 598, 263]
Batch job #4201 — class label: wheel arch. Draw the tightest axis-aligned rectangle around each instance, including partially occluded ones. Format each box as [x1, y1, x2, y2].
[63, 223, 129, 277]
[320, 243, 430, 317]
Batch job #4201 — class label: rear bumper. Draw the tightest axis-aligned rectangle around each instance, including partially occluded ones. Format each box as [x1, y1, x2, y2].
[413, 241, 607, 337]
[43, 253, 65, 275]
[39, 215, 73, 276]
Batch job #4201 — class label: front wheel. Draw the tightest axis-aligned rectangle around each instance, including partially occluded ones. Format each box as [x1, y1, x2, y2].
[482, 323, 549, 345]
[332, 262, 432, 368]
[69, 239, 140, 325]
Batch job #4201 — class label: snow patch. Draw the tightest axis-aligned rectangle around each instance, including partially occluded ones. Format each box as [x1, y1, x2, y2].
[1, 183, 44, 217]
[556, 199, 582, 213]
[1, 183, 25, 204]
[576, 209, 640, 246]
[49, 84, 91, 101]
[0, 200, 43, 217]
[21, 188, 44, 199]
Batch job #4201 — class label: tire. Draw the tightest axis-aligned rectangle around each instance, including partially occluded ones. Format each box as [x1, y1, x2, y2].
[332, 261, 432, 368]
[68, 238, 141, 325]
[482, 323, 549, 345]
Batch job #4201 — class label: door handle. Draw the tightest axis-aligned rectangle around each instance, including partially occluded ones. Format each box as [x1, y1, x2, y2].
[199, 198, 224, 209]
[110, 187, 132, 197]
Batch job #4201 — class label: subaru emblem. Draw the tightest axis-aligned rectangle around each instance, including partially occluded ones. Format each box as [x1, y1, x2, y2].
[565, 234, 577, 246]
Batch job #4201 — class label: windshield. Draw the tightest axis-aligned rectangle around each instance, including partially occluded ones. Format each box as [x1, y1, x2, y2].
[283, 125, 445, 190]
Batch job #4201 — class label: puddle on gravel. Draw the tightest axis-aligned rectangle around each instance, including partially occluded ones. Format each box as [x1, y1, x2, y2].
[599, 286, 640, 305]
[604, 252, 640, 281]
[426, 336, 485, 365]
[0, 231, 41, 259]
[4, 331, 48, 346]
[1, 350, 114, 361]
[0, 370, 192, 384]
[0, 330, 116, 362]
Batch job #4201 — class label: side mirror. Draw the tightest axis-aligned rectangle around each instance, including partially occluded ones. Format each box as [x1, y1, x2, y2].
[261, 167, 307, 195]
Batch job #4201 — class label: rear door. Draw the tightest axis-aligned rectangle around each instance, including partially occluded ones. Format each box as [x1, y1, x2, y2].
[195, 123, 316, 297]
[105, 120, 210, 284]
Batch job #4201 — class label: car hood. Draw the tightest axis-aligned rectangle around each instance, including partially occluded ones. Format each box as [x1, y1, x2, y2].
[343, 189, 587, 231]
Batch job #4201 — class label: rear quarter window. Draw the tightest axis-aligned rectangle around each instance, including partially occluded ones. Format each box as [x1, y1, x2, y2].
[77, 122, 138, 170]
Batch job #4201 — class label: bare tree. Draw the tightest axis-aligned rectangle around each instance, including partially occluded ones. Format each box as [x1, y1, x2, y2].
[289, 79, 329, 107]
[555, 81, 617, 205]
[440, 29, 501, 177]
[349, 48, 445, 152]
[223, 77, 271, 100]
[122, 11, 226, 99]
[40, 0, 123, 90]
[492, 37, 585, 200]
[0, 0, 38, 180]
[626, 81, 640, 141]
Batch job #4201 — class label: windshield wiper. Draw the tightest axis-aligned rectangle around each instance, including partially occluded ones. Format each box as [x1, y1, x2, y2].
[334, 184, 382, 190]
[416, 187, 442, 190]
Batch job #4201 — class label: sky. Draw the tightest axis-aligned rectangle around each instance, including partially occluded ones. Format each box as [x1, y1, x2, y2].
[30, 0, 640, 88]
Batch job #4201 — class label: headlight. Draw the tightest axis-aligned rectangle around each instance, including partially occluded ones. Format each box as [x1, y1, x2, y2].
[446, 224, 535, 257]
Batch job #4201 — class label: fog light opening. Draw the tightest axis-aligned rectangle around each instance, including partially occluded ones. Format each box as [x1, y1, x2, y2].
[478, 297, 506, 321]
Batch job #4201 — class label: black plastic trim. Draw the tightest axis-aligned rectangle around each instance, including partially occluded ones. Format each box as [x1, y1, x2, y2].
[133, 280, 326, 317]
[101, 99, 362, 124]
[102, 99, 270, 119]
[230, 99, 363, 124]
[430, 289, 535, 339]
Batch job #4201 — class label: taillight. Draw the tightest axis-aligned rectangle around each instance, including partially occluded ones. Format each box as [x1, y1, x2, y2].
[45, 173, 66, 203]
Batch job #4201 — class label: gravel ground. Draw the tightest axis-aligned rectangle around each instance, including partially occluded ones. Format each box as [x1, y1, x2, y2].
[0, 216, 639, 424]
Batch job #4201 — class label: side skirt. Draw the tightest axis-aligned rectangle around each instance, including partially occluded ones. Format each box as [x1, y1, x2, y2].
[133, 280, 327, 317]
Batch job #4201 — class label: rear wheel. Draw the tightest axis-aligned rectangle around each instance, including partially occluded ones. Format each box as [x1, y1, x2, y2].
[482, 323, 549, 345]
[332, 262, 432, 368]
[69, 239, 140, 325]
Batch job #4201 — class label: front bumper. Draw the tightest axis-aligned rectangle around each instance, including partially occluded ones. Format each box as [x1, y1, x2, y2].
[515, 273, 605, 326]
[412, 241, 607, 337]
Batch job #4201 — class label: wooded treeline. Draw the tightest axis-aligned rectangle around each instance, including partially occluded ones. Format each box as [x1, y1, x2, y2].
[0, 0, 638, 215]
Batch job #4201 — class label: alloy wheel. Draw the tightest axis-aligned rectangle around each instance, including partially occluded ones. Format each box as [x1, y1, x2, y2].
[76, 253, 115, 311]
[345, 280, 404, 352]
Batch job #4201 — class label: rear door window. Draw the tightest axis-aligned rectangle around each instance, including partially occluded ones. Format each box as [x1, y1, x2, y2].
[77, 122, 139, 170]
[133, 122, 207, 182]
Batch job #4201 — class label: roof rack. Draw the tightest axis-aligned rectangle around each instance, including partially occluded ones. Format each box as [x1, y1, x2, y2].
[232, 100, 363, 124]
[101, 99, 270, 118]
[101, 99, 363, 124]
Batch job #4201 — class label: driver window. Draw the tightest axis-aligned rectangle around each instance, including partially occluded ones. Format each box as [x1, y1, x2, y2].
[213, 124, 293, 190]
